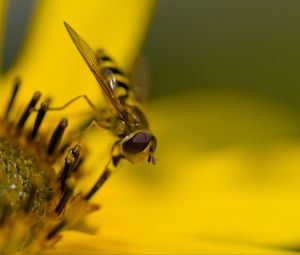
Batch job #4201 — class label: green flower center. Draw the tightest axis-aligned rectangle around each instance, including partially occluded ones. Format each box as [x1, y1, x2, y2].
[0, 136, 55, 218]
[0, 79, 99, 253]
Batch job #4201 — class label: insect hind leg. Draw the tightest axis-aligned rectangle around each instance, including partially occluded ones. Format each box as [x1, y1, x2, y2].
[76, 119, 106, 144]
[84, 142, 123, 200]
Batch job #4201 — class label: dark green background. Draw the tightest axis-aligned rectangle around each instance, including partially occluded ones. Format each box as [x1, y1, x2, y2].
[4, 0, 300, 109]
[143, 0, 300, 108]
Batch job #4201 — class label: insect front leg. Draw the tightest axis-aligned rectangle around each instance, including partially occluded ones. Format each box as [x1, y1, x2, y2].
[84, 141, 123, 200]
[32, 94, 112, 154]
[59, 95, 106, 123]
[33, 94, 110, 128]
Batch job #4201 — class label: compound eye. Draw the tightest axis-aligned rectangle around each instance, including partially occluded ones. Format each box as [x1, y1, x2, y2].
[123, 132, 151, 154]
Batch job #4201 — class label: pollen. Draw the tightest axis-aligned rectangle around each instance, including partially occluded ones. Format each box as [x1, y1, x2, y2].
[0, 78, 99, 253]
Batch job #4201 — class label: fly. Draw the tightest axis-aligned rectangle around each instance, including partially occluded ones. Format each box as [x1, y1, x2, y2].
[56, 22, 157, 200]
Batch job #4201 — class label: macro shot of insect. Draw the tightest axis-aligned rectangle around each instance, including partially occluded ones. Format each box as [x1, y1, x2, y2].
[58, 22, 157, 200]
[0, 15, 158, 252]
[4, 0, 300, 253]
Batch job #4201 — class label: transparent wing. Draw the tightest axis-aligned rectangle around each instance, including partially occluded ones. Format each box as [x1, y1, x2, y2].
[64, 22, 126, 119]
[130, 54, 150, 102]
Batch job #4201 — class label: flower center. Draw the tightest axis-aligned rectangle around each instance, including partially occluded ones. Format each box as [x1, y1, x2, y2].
[0, 78, 100, 253]
[0, 135, 55, 218]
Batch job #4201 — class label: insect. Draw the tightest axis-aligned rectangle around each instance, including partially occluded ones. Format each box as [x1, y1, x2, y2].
[62, 22, 157, 200]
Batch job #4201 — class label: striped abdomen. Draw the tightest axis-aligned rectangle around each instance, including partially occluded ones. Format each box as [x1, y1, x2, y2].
[96, 49, 130, 100]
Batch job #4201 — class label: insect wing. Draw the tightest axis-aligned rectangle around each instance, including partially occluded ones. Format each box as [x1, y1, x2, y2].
[130, 55, 150, 102]
[64, 22, 125, 117]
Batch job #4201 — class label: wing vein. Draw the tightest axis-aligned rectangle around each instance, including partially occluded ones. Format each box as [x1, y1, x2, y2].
[64, 22, 125, 119]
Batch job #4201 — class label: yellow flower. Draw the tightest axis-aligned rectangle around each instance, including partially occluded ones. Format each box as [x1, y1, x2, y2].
[1, 0, 299, 254]
[0, 0, 157, 253]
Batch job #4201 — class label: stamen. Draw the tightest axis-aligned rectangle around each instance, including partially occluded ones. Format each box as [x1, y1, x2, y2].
[60, 145, 82, 192]
[60, 157, 74, 193]
[30, 100, 50, 140]
[71, 144, 82, 161]
[46, 220, 66, 240]
[16, 91, 41, 130]
[47, 118, 68, 155]
[55, 179, 74, 215]
[4, 77, 21, 120]
[60, 155, 72, 189]
[73, 158, 84, 173]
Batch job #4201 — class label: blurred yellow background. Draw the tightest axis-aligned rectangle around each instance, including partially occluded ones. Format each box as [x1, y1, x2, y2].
[3, 0, 300, 253]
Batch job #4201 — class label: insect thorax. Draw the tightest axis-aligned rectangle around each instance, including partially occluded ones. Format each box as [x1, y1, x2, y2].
[109, 103, 149, 139]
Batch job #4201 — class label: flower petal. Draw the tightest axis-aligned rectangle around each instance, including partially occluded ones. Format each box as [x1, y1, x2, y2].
[81, 90, 300, 253]
[45, 231, 283, 254]
[3, 0, 156, 107]
[44, 231, 132, 254]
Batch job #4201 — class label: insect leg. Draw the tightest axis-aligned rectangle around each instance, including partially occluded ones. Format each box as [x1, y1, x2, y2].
[84, 142, 123, 200]
[48, 95, 95, 111]
[76, 119, 108, 144]
[50, 95, 103, 119]
[33, 94, 109, 128]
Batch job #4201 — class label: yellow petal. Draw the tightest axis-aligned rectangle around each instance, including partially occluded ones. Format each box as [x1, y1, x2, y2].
[3, 0, 156, 107]
[44, 231, 132, 254]
[80, 90, 300, 253]
[46, 231, 283, 254]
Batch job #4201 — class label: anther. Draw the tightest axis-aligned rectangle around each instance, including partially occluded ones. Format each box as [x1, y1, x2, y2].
[60, 154, 74, 193]
[73, 158, 84, 173]
[30, 100, 50, 140]
[71, 144, 82, 160]
[46, 220, 66, 240]
[60, 145, 82, 192]
[5, 77, 21, 119]
[16, 91, 41, 131]
[47, 118, 68, 155]
[84, 169, 111, 200]
[70, 145, 82, 173]
[55, 179, 74, 215]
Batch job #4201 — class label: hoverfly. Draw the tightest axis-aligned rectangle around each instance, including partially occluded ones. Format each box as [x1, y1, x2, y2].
[62, 22, 157, 200]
